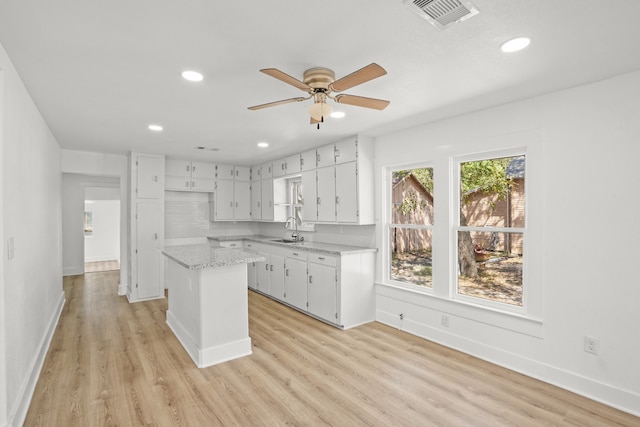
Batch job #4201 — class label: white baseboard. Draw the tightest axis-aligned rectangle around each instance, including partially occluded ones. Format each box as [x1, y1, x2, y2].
[376, 309, 640, 417]
[9, 291, 65, 427]
[62, 266, 82, 276]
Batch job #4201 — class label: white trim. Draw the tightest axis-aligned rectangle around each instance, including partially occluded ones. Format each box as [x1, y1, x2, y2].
[9, 292, 65, 427]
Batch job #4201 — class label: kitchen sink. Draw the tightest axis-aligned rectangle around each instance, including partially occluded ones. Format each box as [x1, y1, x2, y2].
[270, 239, 299, 244]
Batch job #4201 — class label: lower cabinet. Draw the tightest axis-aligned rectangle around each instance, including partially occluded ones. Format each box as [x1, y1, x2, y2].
[248, 242, 375, 329]
[284, 250, 308, 311]
[307, 254, 338, 323]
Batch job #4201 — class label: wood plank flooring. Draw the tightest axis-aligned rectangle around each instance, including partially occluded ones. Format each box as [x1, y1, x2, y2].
[84, 260, 120, 273]
[25, 271, 640, 426]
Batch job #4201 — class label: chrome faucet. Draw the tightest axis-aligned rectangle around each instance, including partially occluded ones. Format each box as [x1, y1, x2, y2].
[285, 216, 303, 242]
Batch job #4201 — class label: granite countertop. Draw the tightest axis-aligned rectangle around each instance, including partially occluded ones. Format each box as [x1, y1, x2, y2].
[207, 234, 377, 255]
[160, 244, 266, 270]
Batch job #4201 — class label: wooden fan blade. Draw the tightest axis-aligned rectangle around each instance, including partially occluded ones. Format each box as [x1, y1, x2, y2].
[335, 94, 390, 110]
[248, 97, 307, 110]
[330, 63, 387, 92]
[310, 117, 320, 124]
[260, 68, 310, 91]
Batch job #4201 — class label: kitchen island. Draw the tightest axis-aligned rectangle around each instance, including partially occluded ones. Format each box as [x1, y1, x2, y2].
[160, 244, 265, 368]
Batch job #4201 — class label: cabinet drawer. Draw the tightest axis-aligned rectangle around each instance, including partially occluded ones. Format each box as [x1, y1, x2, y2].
[285, 249, 308, 261]
[244, 241, 258, 251]
[219, 240, 242, 248]
[308, 253, 337, 266]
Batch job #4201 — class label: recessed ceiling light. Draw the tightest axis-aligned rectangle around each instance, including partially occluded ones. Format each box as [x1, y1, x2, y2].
[500, 37, 531, 53]
[257, 142, 269, 148]
[330, 111, 346, 119]
[181, 70, 204, 82]
[148, 124, 163, 131]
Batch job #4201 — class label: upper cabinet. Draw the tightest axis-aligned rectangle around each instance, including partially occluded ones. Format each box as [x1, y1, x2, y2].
[136, 154, 165, 199]
[216, 164, 250, 181]
[165, 159, 216, 192]
[273, 154, 301, 177]
[300, 149, 316, 171]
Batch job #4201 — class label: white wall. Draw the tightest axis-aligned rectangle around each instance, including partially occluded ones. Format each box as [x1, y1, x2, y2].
[0, 42, 64, 426]
[84, 199, 120, 262]
[374, 70, 640, 415]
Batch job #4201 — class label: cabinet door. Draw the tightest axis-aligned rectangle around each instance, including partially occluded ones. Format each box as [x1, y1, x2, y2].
[234, 166, 251, 181]
[136, 155, 164, 199]
[216, 164, 235, 179]
[316, 166, 335, 222]
[316, 144, 335, 169]
[308, 262, 337, 322]
[285, 154, 301, 175]
[269, 253, 285, 300]
[334, 137, 358, 164]
[234, 180, 251, 220]
[251, 181, 262, 220]
[215, 180, 235, 220]
[335, 162, 358, 223]
[165, 159, 192, 177]
[300, 149, 317, 172]
[301, 170, 317, 222]
[247, 261, 257, 290]
[191, 161, 215, 179]
[284, 257, 308, 310]
[190, 178, 215, 192]
[165, 175, 191, 191]
[136, 201, 163, 299]
[273, 158, 286, 178]
[261, 162, 273, 179]
[261, 179, 274, 221]
[250, 165, 261, 181]
[256, 255, 270, 295]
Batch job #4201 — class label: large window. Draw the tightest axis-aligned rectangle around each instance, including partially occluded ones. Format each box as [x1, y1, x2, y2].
[455, 155, 526, 310]
[389, 167, 434, 288]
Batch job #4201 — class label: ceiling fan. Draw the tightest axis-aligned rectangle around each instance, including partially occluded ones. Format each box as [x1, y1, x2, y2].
[248, 63, 390, 127]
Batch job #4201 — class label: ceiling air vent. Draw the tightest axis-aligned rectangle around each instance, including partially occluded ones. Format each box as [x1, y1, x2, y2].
[404, 0, 479, 30]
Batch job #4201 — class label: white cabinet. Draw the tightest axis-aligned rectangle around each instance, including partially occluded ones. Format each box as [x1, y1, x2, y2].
[165, 159, 215, 192]
[129, 152, 164, 303]
[261, 162, 273, 179]
[300, 135, 374, 225]
[307, 253, 338, 323]
[234, 166, 251, 181]
[284, 250, 308, 311]
[261, 179, 274, 221]
[301, 170, 317, 222]
[251, 180, 262, 220]
[244, 241, 259, 290]
[316, 166, 336, 222]
[250, 165, 261, 181]
[273, 154, 301, 177]
[213, 174, 251, 221]
[247, 242, 375, 329]
[215, 164, 236, 180]
[301, 149, 317, 172]
[136, 155, 164, 199]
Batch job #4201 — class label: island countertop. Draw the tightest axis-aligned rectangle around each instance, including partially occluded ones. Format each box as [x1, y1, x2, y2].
[207, 235, 377, 255]
[160, 244, 266, 270]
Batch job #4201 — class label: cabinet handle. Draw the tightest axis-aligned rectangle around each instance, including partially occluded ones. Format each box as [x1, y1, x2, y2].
[230, 202, 233, 208]
[265, 264, 269, 271]
[186, 165, 190, 172]
[335, 148, 340, 159]
[191, 181, 195, 188]
[185, 181, 190, 188]
[316, 153, 320, 163]
[192, 165, 196, 172]
[154, 233, 158, 240]
[153, 175, 158, 182]
[236, 170, 239, 176]
[336, 196, 340, 204]
[236, 202, 238, 207]
[317, 197, 321, 205]
[309, 275, 313, 284]
[258, 201, 261, 207]
[318, 257, 325, 260]
[270, 265, 274, 272]
[293, 252, 299, 256]
[285, 269, 289, 277]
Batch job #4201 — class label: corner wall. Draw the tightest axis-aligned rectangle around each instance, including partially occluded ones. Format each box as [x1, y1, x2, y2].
[374, 70, 640, 415]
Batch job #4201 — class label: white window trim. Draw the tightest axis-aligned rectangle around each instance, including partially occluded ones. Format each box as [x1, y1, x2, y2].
[380, 130, 544, 332]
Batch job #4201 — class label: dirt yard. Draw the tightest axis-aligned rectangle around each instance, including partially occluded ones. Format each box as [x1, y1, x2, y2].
[391, 251, 523, 306]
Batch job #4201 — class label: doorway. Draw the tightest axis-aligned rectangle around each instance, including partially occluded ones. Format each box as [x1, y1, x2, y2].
[84, 186, 120, 273]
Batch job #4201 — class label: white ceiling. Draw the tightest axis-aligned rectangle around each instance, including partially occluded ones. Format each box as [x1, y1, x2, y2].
[1, 0, 639, 166]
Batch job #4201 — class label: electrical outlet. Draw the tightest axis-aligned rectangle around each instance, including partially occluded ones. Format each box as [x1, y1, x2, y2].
[399, 313, 404, 320]
[584, 336, 599, 355]
[441, 315, 449, 328]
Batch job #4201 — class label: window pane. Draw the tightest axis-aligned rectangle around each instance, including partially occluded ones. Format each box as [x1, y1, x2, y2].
[460, 156, 525, 228]
[392, 168, 434, 225]
[390, 227, 432, 288]
[457, 231, 523, 306]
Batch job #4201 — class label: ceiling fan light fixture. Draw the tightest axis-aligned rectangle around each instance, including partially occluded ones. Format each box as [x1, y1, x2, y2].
[309, 101, 332, 121]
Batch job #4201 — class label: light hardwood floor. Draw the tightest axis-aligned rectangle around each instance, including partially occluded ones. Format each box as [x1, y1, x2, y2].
[25, 271, 639, 426]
